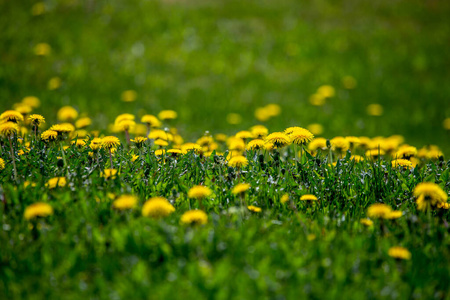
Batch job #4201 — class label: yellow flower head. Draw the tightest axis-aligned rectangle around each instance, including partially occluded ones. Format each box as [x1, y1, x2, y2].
[196, 136, 214, 147]
[367, 104, 383, 116]
[228, 155, 248, 168]
[395, 146, 417, 159]
[308, 137, 328, 152]
[158, 110, 177, 120]
[121, 90, 137, 102]
[154, 139, 169, 147]
[365, 149, 386, 158]
[115, 113, 135, 125]
[75, 117, 92, 129]
[288, 128, 314, 145]
[13, 103, 32, 115]
[148, 129, 173, 141]
[360, 218, 373, 227]
[101, 169, 118, 179]
[247, 205, 262, 213]
[391, 159, 413, 170]
[131, 136, 148, 146]
[265, 132, 291, 148]
[443, 118, 450, 130]
[214, 133, 228, 142]
[246, 139, 265, 150]
[300, 194, 318, 201]
[102, 136, 120, 150]
[386, 210, 403, 219]
[72, 139, 87, 148]
[0, 122, 19, 136]
[342, 76, 357, 89]
[351, 155, 364, 162]
[232, 183, 251, 195]
[414, 182, 448, 211]
[57, 106, 78, 122]
[280, 194, 289, 204]
[22, 96, 40, 108]
[367, 203, 392, 219]
[0, 158, 5, 170]
[188, 185, 212, 199]
[317, 85, 335, 98]
[226, 113, 242, 124]
[115, 119, 136, 132]
[307, 123, 323, 135]
[141, 114, 161, 128]
[180, 210, 208, 225]
[33, 43, 51, 56]
[112, 195, 138, 210]
[331, 136, 349, 152]
[89, 137, 103, 151]
[235, 130, 253, 140]
[250, 125, 269, 138]
[181, 143, 202, 154]
[309, 93, 326, 106]
[41, 130, 58, 141]
[50, 123, 75, 134]
[142, 197, 175, 218]
[46, 177, 67, 189]
[24, 203, 53, 220]
[1, 110, 24, 123]
[388, 246, 411, 260]
[227, 137, 245, 151]
[167, 149, 183, 156]
[154, 149, 166, 156]
[29, 114, 45, 127]
[264, 104, 282, 117]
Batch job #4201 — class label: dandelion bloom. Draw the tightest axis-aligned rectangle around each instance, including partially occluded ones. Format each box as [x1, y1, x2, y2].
[0, 122, 19, 136]
[115, 113, 135, 124]
[188, 186, 212, 199]
[308, 138, 327, 152]
[167, 149, 183, 156]
[226, 113, 242, 124]
[141, 114, 161, 128]
[228, 156, 248, 168]
[0, 110, 24, 123]
[250, 125, 268, 138]
[395, 146, 417, 159]
[0, 158, 5, 170]
[46, 177, 67, 189]
[101, 169, 118, 179]
[366, 104, 383, 116]
[307, 123, 323, 135]
[181, 143, 202, 154]
[214, 133, 228, 142]
[235, 130, 253, 140]
[75, 117, 92, 129]
[232, 183, 251, 195]
[154, 139, 169, 147]
[388, 247, 411, 260]
[29, 114, 45, 127]
[121, 90, 137, 102]
[345, 136, 360, 147]
[180, 210, 208, 225]
[413, 182, 448, 211]
[148, 129, 173, 141]
[246, 139, 265, 150]
[154, 149, 166, 156]
[22, 96, 40, 108]
[228, 137, 245, 151]
[50, 123, 75, 134]
[331, 136, 349, 152]
[288, 128, 314, 145]
[391, 159, 413, 169]
[280, 194, 289, 204]
[41, 130, 58, 141]
[142, 197, 175, 218]
[89, 137, 103, 151]
[265, 132, 291, 148]
[24, 203, 53, 220]
[131, 136, 148, 147]
[72, 139, 86, 148]
[317, 85, 335, 98]
[57, 106, 78, 121]
[300, 194, 318, 201]
[367, 203, 392, 219]
[386, 211, 403, 219]
[115, 119, 136, 132]
[360, 219, 373, 227]
[247, 205, 262, 213]
[158, 110, 177, 120]
[102, 136, 120, 149]
[350, 155, 364, 162]
[365, 149, 386, 158]
[112, 195, 138, 210]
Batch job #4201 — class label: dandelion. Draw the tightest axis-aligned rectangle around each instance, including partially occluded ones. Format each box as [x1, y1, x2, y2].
[154, 149, 166, 156]
[24, 203, 53, 220]
[148, 129, 173, 141]
[391, 159, 413, 170]
[388, 247, 411, 260]
[281, 194, 289, 204]
[247, 205, 262, 213]
[351, 155, 364, 162]
[228, 137, 245, 151]
[235, 130, 253, 140]
[317, 85, 335, 98]
[158, 110, 177, 120]
[112, 195, 138, 210]
[89, 137, 103, 151]
[71, 139, 86, 148]
[46, 177, 67, 189]
[142, 197, 175, 218]
[300, 194, 318, 201]
[246, 139, 265, 150]
[167, 149, 183, 156]
[308, 137, 327, 152]
[395, 146, 417, 159]
[386, 211, 403, 219]
[102, 136, 120, 168]
[48, 77, 61, 90]
[75, 117, 92, 129]
[141, 115, 161, 132]
[265, 132, 291, 148]
[154, 139, 169, 147]
[33, 43, 51, 56]
[0, 122, 19, 181]
[101, 168, 118, 180]
[181, 143, 202, 154]
[254, 107, 271, 122]
[232, 183, 250, 195]
[414, 182, 448, 211]
[250, 125, 268, 138]
[265, 104, 282, 117]
[365, 149, 386, 159]
[180, 210, 208, 225]
[443, 117, 450, 130]
[360, 219, 373, 227]
[50, 123, 75, 134]
[307, 123, 323, 135]
[342, 76, 357, 89]
[0, 158, 5, 170]
[13, 103, 32, 115]
[41, 130, 58, 142]
[1, 110, 24, 123]
[29, 114, 45, 137]
[331, 136, 349, 153]
[226, 113, 242, 125]
[121, 90, 137, 102]
[367, 203, 392, 219]
[288, 128, 314, 145]
[215, 133, 228, 142]
[309, 93, 326, 106]
[57, 106, 78, 122]
[188, 185, 212, 209]
[228, 156, 248, 168]
[367, 104, 383, 116]
[131, 136, 148, 148]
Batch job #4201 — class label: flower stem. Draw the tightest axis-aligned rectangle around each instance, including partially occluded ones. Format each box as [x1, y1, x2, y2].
[60, 141, 67, 170]
[9, 137, 18, 183]
[109, 149, 113, 169]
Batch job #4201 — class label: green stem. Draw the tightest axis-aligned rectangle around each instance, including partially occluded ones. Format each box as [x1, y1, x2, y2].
[9, 137, 18, 183]
[60, 141, 67, 170]
[109, 149, 113, 169]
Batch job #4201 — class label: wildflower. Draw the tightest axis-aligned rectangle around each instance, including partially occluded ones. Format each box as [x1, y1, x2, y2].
[115, 113, 135, 124]
[309, 93, 326, 106]
[154, 139, 169, 147]
[307, 123, 323, 135]
[443, 118, 450, 130]
[367, 104, 383, 116]
[142, 197, 175, 218]
[360, 219, 373, 227]
[112, 195, 138, 210]
[46, 177, 67, 189]
[22, 96, 40, 108]
[148, 129, 173, 141]
[250, 125, 268, 138]
[414, 182, 448, 211]
[214, 133, 228, 142]
[437, 202, 449, 210]
[386, 211, 403, 219]
[331, 136, 349, 152]
[75, 117, 92, 129]
[0, 158, 5, 170]
[115, 119, 136, 132]
[196, 136, 214, 147]
[0, 122, 19, 136]
[141, 115, 161, 128]
[180, 210, 208, 225]
[101, 169, 118, 179]
[102, 136, 120, 149]
[121, 90, 137, 102]
[131, 136, 148, 148]
[13, 103, 32, 115]
[158, 110, 177, 120]
[72, 139, 86, 148]
[317, 85, 335, 98]
[181, 143, 202, 154]
[308, 137, 327, 152]
[131, 155, 139, 162]
[50, 123, 75, 134]
[154, 149, 166, 156]
[254, 108, 271, 122]
[351, 155, 364, 162]
[48, 77, 61, 90]
[167, 149, 183, 156]
[1, 110, 24, 123]
[265, 132, 291, 148]
[395, 146, 417, 159]
[228, 137, 245, 151]
[226, 113, 242, 124]
[247, 139, 265, 150]
[89, 138, 103, 151]
[232, 183, 251, 195]
[29, 114, 45, 127]
[365, 149, 386, 158]
[300, 194, 318, 201]
[265, 104, 281, 117]
[280, 194, 289, 204]
[31, 2, 46, 15]
[288, 128, 314, 145]
[235, 131, 253, 140]
[248, 205, 262, 213]
[188, 186, 212, 199]
[228, 156, 248, 168]
[33, 43, 51, 56]
[391, 159, 413, 169]
[24, 203, 53, 220]
[367, 203, 392, 219]
[388, 247, 411, 260]
[57, 106, 78, 121]
[41, 130, 58, 141]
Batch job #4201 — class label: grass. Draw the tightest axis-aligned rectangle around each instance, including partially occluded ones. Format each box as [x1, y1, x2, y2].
[0, 0, 450, 299]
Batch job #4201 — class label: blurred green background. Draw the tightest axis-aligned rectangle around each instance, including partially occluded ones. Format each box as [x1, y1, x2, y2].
[1, 0, 449, 150]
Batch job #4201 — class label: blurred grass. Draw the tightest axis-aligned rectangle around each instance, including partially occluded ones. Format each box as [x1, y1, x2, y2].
[1, 0, 450, 150]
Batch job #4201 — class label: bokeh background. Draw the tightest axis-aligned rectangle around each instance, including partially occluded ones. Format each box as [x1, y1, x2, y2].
[1, 0, 450, 151]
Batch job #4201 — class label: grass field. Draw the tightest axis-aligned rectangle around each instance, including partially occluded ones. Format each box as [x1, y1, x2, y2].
[1, 0, 450, 299]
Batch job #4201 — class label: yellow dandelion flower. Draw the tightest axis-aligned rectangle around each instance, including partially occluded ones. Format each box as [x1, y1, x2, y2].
[226, 113, 242, 125]
[307, 123, 323, 135]
[437, 202, 449, 210]
[29, 114, 45, 127]
[391, 159, 413, 169]
[115, 119, 136, 132]
[115, 113, 135, 125]
[288, 128, 314, 145]
[250, 125, 268, 138]
[89, 137, 103, 151]
[24, 203, 53, 220]
[265, 132, 291, 148]
[331, 136, 349, 152]
[414, 182, 448, 211]
[386, 211, 403, 219]
[308, 137, 328, 152]
[112, 195, 138, 210]
[148, 129, 173, 141]
[41, 130, 58, 141]
[180, 210, 208, 225]
[22, 96, 40, 108]
[1, 110, 24, 123]
[48, 77, 61, 90]
[158, 110, 177, 120]
[71, 139, 86, 148]
[264, 104, 281, 117]
[196, 136, 214, 147]
[102, 136, 120, 149]
[367, 203, 392, 219]
[360, 218, 373, 227]
[365, 149, 386, 158]
[388, 247, 411, 260]
[300, 194, 318, 201]
[235, 130, 253, 140]
[232, 183, 251, 195]
[121, 90, 137, 102]
[154, 139, 169, 147]
[247, 205, 262, 213]
[142, 197, 175, 218]
[181, 143, 202, 154]
[367, 104, 383, 116]
[443, 118, 450, 130]
[131, 136, 148, 146]
[141, 114, 161, 128]
[0, 122, 19, 136]
[0, 158, 5, 170]
[101, 169, 118, 179]
[167, 148, 183, 156]
[342, 76, 357, 89]
[46, 177, 67, 189]
[75, 117, 92, 129]
[13, 103, 32, 115]
[280, 194, 289, 204]
[395, 146, 417, 159]
[228, 155, 248, 168]
[247, 139, 265, 150]
[188, 186, 212, 199]
[57, 106, 78, 121]
[50, 123, 75, 133]
[351, 155, 364, 162]
[33, 43, 51, 56]
[131, 154, 139, 162]
[214, 133, 227, 142]
[254, 107, 271, 122]
[228, 137, 246, 151]
[317, 85, 335, 98]
[309, 93, 326, 106]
